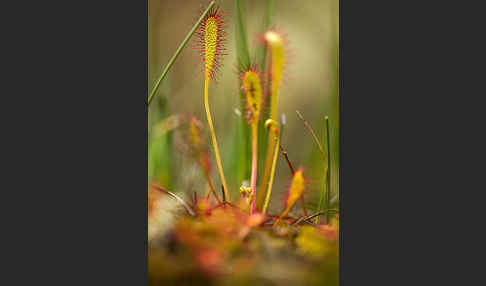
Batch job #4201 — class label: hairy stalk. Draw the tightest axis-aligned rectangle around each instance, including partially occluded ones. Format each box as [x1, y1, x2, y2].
[148, 1, 215, 106]
[197, 5, 230, 202]
[262, 119, 280, 214]
[259, 123, 276, 197]
[257, 108, 275, 210]
[255, 2, 276, 186]
[241, 67, 263, 213]
[257, 31, 285, 210]
[250, 122, 258, 213]
[204, 76, 230, 201]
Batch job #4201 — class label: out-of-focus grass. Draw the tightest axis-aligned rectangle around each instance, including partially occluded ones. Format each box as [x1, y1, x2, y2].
[148, 89, 172, 189]
[233, 0, 251, 186]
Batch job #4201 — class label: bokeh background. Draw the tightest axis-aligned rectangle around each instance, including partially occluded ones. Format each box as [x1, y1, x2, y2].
[148, 0, 338, 214]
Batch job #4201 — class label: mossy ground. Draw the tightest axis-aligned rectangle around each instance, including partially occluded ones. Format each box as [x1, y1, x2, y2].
[148, 194, 339, 286]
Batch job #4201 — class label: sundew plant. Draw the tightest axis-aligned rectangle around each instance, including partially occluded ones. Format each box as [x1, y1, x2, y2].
[148, 0, 339, 285]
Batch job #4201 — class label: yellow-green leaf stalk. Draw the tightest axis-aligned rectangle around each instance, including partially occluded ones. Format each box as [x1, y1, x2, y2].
[257, 30, 286, 210]
[262, 119, 280, 214]
[241, 67, 263, 214]
[195, 6, 230, 201]
[273, 169, 305, 226]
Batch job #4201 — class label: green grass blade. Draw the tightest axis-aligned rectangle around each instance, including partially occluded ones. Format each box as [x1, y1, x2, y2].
[255, 0, 274, 72]
[234, 0, 251, 184]
[264, 0, 275, 34]
[324, 116, 331, 223]
[148, 96, 172, 189]
[315, 116, 331, 224]
[147, 1, 216, 106]
[235, 0, 250, 70]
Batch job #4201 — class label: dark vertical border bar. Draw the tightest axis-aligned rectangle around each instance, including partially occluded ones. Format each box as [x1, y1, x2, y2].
[144, 0, 148, 283]
[17, 0, 150, 283]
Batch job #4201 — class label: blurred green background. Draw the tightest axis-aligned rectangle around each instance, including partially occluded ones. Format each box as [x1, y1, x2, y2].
[148, 0, 338, 213]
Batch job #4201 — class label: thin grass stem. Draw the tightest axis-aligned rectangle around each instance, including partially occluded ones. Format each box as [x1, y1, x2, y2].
[147, 1, 216, 106]
[315, 116, 331, 224]
[151, 184, 196, 217]
[295, 110, 326, 162]
[324, 116, 331, 223]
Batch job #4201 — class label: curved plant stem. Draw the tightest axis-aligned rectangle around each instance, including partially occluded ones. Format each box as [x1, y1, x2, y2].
[255, 0, 275, 209]
[259, 30, 285, 208]
[295, 110, 326, 162]
[257, 111, 277, 209]
[204, 76, 230, 202]
[147, 1, 216, 106]
[291, 210, 339, 226]
[262, 127, 279, 214]
[295, 110, 332, 223]
[250, 123, 258, 214]
[257, 121, 276, 210]
[279, 144, 295, 174]
[258, 68, 282, 208]
[151, 184, 196, 217]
